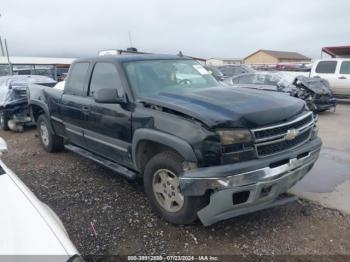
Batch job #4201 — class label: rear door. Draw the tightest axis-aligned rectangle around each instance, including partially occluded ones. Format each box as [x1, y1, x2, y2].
[60, 62, 91, 148]
[85, 62, 132, 166]
[335, 60, 350, 96]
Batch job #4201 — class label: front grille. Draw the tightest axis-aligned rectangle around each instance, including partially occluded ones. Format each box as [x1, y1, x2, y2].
[252, 112, 314, 157]
[254, 114, 313, 140]
[257, 130, 311, 156]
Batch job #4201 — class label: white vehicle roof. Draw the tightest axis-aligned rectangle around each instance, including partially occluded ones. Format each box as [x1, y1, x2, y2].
[0, 139, 78, 258]
[314, 58, 350, 62]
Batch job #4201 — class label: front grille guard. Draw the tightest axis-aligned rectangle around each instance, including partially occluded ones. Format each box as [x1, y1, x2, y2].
[251, 112, 315, 158]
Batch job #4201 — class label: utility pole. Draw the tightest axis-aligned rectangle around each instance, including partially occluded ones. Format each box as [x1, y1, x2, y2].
[0, 13, 4, 56]
[4, 39, 13, 75]
[0, 36, 4, 56]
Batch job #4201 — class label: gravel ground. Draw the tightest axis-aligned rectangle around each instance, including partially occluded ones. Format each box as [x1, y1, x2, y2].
[1, 128, 350, 257]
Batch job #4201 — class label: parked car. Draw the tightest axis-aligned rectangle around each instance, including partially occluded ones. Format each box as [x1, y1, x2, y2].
[225, 72, 336, 112]
[276, 63, 312, 72]
[203, 65, 224, 81]
[28, 54, 321, 226]
[217, 64, 254, 78]
[310, 58, 350, 98]
[0, 75, 56, 132]
[0, 137, 81, 260]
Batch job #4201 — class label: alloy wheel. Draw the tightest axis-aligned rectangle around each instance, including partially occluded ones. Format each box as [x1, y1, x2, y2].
[152, 169, 184, 212]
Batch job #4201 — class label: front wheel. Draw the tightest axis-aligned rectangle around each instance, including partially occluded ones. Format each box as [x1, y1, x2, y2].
[37, 114, 64, 152]
[143, 151, 208, 225]
[0, 111, 9, 131]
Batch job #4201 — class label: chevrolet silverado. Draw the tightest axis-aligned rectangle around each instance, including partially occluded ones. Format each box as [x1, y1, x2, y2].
[28, 54, 322, 226]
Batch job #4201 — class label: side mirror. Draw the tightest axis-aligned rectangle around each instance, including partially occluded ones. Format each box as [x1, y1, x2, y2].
[93, 88, 125, 104]
[0, 137, 8, 156]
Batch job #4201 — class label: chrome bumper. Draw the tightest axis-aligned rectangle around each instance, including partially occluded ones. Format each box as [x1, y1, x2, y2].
[179, 138, 322, 226]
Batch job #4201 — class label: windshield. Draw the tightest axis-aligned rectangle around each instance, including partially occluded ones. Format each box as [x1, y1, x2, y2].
[124, 59, 219, 98]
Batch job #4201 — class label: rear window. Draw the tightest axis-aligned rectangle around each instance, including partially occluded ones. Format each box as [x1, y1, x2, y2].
[315, 61, 337, 74]
[65, 62, 90, 95]
[340, 61, 350, 74]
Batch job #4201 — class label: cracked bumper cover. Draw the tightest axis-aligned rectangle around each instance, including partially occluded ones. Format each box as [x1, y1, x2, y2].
[179, 137, 322, 226]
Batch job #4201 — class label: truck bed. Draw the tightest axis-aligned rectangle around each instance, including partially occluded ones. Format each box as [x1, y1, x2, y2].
[28, 83, 63, 107]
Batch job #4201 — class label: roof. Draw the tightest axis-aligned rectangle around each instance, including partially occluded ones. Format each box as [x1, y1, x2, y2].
[0, 56, 75, 65]
[322, 46, 350, 58]
[245, 50, 311, 61]
[76, 54, 191, 63]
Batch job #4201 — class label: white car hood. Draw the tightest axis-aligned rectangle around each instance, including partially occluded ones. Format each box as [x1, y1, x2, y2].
[0, 161, 77, 257]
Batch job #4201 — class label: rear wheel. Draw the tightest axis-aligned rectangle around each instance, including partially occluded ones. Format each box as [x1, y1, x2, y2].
[144, 151, 208, 225]
[37, 114, 64, 152]
[0, 111, 9, 131]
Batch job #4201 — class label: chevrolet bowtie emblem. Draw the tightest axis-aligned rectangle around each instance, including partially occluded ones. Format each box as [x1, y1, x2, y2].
[285, 129, 299, 140]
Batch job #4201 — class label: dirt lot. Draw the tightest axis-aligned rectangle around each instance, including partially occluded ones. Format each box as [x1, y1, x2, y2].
[1, 106, 350, 257]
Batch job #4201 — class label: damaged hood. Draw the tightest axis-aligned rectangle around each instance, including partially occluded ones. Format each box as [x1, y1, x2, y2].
[294, 75, 332, 95]
[141, 87, 305, 128]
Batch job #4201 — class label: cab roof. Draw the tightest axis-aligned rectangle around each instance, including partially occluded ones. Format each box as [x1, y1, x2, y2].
[74, 54, 192, 64]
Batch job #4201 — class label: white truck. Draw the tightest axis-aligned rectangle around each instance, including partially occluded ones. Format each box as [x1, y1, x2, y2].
[310, 58, 350, 98]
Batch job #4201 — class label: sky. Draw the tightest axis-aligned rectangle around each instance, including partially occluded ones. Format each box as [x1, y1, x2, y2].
[0, 0, 349, 59]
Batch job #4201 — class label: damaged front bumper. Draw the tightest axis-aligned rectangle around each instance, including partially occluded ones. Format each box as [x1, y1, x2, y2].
[314, 97, 337, 111]
[179, 137, 322, 226]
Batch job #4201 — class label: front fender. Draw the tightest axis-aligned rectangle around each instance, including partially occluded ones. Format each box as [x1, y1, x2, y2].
[132, 128, 197, 170]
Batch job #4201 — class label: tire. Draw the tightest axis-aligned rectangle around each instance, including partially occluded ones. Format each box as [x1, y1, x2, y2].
[0, 111, 9, 131]
[143, 151, 208, 225]
[37, 114, 64, 152]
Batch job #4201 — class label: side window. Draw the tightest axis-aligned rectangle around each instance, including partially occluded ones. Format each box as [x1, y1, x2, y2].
[231, 77, 239, 84]
[89, 63, 124, 96]
[253, 74, 266, 84]
[65, 62, 90, 95]
[340, 61, 350, 74]
[315, 61, 337, 74]
[238, 74, 254, 84]
[264, 75, 278, 85]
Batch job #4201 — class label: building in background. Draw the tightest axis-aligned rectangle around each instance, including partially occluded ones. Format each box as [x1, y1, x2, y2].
[206, 58, 242, 66]
[243, 49, 311, 64]
[0, 56, 74, 81]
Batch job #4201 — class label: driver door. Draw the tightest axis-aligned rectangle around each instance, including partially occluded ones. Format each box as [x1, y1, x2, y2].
[84, 62, 132, 166]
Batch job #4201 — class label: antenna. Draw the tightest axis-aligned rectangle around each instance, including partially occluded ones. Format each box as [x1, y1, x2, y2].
[128, 31, 133, 47]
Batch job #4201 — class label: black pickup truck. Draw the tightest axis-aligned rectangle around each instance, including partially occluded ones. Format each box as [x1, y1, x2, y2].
[28, 55, 322, 226]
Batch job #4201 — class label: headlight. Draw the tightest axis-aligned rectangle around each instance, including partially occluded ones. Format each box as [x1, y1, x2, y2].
[216, 129, 252, 145]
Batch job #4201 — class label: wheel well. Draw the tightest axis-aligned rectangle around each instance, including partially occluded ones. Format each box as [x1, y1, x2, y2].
[31, 105, 45, 122]
[135, 140, 180, 172]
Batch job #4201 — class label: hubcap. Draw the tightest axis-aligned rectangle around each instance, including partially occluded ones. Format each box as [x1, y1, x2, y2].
[40, 121, 49, 146]
[152, 169, 184, 212]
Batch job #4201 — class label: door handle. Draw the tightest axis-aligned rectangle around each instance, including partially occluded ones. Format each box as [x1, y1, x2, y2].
[338, 76, 346, 79]
[82, 106, 90, 112]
